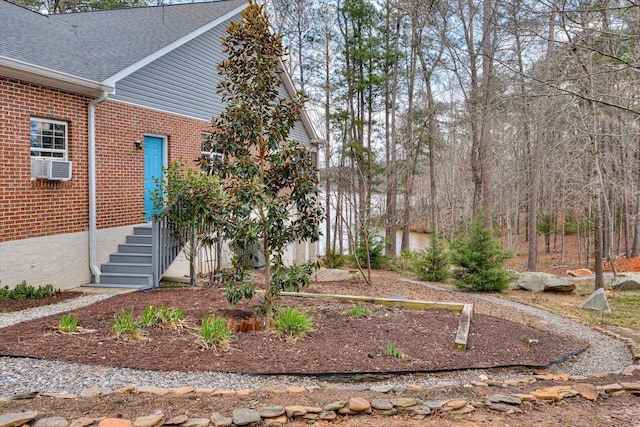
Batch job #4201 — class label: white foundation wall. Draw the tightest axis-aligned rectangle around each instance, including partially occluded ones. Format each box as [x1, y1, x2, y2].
[0, 231, 91, 290]
[95, 224, 140, 267]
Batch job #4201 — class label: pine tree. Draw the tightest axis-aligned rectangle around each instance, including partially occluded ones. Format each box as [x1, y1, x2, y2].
[450, 218, 514, 292]
[414, 234, 450, 283]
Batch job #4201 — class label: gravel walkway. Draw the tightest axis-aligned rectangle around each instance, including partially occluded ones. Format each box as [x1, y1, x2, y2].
[0, 286, 634, 399]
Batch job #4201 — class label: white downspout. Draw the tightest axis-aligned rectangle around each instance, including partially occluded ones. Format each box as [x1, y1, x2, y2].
[88, 90, 109, 281]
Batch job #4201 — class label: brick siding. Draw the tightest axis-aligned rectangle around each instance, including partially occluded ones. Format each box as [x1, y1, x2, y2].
[0, 77, 210, 242]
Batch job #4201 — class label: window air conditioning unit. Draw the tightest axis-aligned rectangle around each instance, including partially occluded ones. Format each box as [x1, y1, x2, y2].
[31, 158, 73, 181]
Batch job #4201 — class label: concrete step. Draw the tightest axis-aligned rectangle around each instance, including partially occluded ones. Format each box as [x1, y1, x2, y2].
[118, 243, 152, 254]
[126, 234, 152, 244]
[101, 262, 152, 274]
[99, 272, 153, 286]
[134, 226, 152, 236]
[110, 252, 152, 264]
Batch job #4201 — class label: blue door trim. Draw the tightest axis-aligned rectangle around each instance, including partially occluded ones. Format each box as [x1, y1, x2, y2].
[144, 136, 164, 222]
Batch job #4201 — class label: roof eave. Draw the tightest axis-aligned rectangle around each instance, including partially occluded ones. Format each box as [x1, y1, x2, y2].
[0, 57, 114, 97]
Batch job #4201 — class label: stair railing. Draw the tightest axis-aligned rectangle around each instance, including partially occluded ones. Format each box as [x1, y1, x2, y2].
[151, 216, 181, 288]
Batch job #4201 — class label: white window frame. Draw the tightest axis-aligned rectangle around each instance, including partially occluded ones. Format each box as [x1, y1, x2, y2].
[30, 117, 68, 159]
[201, 132, 223, 170]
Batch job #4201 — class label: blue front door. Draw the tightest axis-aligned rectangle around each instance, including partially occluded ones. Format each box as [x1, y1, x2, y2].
[144, 136, 163, 221]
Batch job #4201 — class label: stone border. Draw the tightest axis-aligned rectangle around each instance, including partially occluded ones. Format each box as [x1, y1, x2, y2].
[2, 365, 638, 427]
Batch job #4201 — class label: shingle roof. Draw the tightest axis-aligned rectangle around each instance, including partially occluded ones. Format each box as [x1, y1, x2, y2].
[0, 0, 246, 82]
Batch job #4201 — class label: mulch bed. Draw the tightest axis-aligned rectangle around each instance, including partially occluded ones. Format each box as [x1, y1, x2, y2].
[0, 278, 588, 375]
[0, 292, 83, 313]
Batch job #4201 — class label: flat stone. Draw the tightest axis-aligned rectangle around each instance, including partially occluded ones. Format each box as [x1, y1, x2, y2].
[370, 384, 394, 393]
[114, 385, 135, 393]
[304, 407, 322, 414]
[391, 397, 417, 408]
[512, 393, 536, 401]
[236, 389, 252, 397]
[485, 380, 506, 387]
[286, 386, 306, 393]
[504, 379, 521, 386]
[425, 400, 447, 410]
[194, 388, 215, 394]
[212, 390, 236, 396]
[285, 406, 307, 417]
[370, 399, 394, 410]
[374, 409, 397, 416]
[41, 393, 78, 399]
[598, 383, 624, 393]
[133, 414, 164, 427]
[392, 385, 406, 393]
[80, 387, 113, 398]
[318, 411, 337, 420]
[573, 383, 599, 401]
[471, 381, 488, 387]
[489, 403, 522, 413]
[210, 413, 231, 427]
[69, 418, 95, 427]
[337, 407, 358, 415]
[323, 401, 347, 411]
[258, 386, 286, 394]
[451, 404, 476, 415]
[411, 406, 431, 416]
[258, 406, 285, 418]
[302, 413, 319, 420]
[263, 415, 287, 425]
[487, 395, 522, 405]
[532, 388, 562, 401]
[136, 386, 169, 396]
[445, 399, 468, 410]
[349, 397, 371, 412]
[11, 391, 39, 400]
[621, 382, 640, 391]
[181, 418, 210, 427]
[33, 417, 69, 427]
[231, 409, 260, 426]
[98, 419, 133, 427]
[405, 384, 423, 392]
[0, 411, 39, 427]
[164, 415, 189, 425]
[170, 386, 194, 395]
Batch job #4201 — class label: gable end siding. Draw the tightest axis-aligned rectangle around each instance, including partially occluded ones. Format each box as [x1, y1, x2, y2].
[111, 19, 312, 147]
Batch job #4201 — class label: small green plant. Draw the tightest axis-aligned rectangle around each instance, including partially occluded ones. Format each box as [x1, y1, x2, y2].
[109, 308, 145, 339]
[158, 305, 185, 328]
[355, 234, 385, 269]
[450, 217, 514, 292]
[273, 306, 313, 338]
[199, 315, 232, 350]
[58, 313, 78, 334]
[139, 305, 161, 327]
[323, 249, 345, 269]
[0, 282, 58, 300]
[347, 304, 371, 318]
[386, 342, 403, 359]
[412, 234, 450, 283]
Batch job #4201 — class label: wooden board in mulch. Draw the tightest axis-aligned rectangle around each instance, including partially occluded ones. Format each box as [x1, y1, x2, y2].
[0, 292, 83, 313]
[0, 277, 588, 375]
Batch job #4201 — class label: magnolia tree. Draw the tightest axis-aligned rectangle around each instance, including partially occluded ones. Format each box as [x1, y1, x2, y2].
[201, 0, 323, 322]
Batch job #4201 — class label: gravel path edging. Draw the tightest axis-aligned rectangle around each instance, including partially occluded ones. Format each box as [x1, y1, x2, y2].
[400, 279, 634, 376]
[0, 286, 636, 399]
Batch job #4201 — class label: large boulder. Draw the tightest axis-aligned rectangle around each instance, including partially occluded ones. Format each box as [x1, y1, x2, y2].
[609, 275, 640, 291]
[513, 272, 576, 293]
